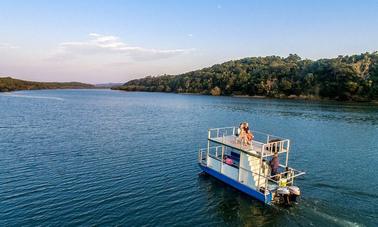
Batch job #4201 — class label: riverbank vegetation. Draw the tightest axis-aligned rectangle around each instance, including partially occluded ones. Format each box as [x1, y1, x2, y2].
[0, 77, 94, 92]
[114, 52, 378, 101]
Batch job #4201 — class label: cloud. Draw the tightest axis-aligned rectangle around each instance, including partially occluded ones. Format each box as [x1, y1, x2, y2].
[51, 33, 193, 61]
[0, 43, 19, 49]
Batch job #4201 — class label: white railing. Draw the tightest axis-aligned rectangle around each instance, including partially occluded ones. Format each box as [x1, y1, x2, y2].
[198, 146, 271, 191]
[208, 126, 290, 157]
[208, 127, 235, 139]
[208, 127, 287, 140]
[261, 140, 290, 157]
[198, 146, 269, 183]
[198, 147, 208, 165]
[268, 166, 306, 185]
[198, 146, 305, 194]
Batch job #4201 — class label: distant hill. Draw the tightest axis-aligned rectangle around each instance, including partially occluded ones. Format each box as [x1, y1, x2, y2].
[114, 52, 378, 101]
[0, 77, 94, 92]
[95, 83, 124, 88]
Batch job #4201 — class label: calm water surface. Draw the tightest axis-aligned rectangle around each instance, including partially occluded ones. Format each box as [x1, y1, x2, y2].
[1, 89, 377, 226]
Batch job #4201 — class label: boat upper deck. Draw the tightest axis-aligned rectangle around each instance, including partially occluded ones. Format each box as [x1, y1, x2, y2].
[208, 127, 290, 158]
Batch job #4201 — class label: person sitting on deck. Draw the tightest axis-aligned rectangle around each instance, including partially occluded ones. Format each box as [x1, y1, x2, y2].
[244, 122, 254, 145]
[235, 123, 243, 143]
[269, 152, 280, 177]
[235, 123, 243, 137]
[238, 122, 248, 145]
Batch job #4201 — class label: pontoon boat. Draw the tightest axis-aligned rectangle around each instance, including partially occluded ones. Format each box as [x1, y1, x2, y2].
[198, 126, 305, 205]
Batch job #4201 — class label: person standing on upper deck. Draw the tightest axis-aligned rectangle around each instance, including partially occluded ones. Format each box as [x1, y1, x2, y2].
[269, 152, 280, 177]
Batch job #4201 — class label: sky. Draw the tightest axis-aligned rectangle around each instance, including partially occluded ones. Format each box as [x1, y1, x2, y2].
[0, 0, 378, 84]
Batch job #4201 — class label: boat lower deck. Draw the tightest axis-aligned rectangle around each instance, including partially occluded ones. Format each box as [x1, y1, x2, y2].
[199, 164, 272, 204]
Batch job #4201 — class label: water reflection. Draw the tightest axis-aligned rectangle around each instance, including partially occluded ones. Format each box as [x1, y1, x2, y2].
[197, 173, 373, 226]
[197, 173, 284, 226]
[208, 97, 378, 125]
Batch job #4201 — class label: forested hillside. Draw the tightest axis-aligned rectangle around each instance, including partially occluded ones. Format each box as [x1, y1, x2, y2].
[0, 77, 94, 92]
[114, 52, 378, 101]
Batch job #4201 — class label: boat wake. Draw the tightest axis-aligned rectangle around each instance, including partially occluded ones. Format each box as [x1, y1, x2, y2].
[1, 93, 64, 101]
[308, 207, 364, 227]
[311, 182, 378, 199]
[294, 199, 367, 227]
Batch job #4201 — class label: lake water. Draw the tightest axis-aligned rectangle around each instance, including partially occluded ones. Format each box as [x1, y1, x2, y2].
[1, 89, 377, 226]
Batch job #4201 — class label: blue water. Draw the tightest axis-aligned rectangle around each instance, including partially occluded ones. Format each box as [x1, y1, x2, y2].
[1, 89, 377, 226]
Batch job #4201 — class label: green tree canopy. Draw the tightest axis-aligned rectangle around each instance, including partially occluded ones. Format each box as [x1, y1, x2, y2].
[114, 52, 378, 101]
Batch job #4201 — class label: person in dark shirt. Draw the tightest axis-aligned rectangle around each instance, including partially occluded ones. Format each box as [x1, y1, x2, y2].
[269, 152, 279, 177]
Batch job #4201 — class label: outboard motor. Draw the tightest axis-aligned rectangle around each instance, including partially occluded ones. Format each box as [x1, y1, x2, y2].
[277, 187, 290, 196]
[276, 187, 290, 205]
[288, 186, 301, 203]
[277, 186, 301, 205]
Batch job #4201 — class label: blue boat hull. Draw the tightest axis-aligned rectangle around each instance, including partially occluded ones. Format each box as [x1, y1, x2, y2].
[199, 164, 272, 205]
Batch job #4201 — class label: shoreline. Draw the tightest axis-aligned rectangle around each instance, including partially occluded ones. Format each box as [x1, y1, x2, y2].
[113, 88, 377, 103]
[0, 87, 98, 93]
[4, 88, 377, 104]
[0, 77, 94, 92]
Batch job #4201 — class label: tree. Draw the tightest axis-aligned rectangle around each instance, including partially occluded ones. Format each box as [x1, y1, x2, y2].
[210, 86, 221, 96]
[116, 52, 378, 101]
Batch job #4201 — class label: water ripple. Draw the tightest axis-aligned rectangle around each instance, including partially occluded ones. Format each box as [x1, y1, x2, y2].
[1, 90, 377, 226]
